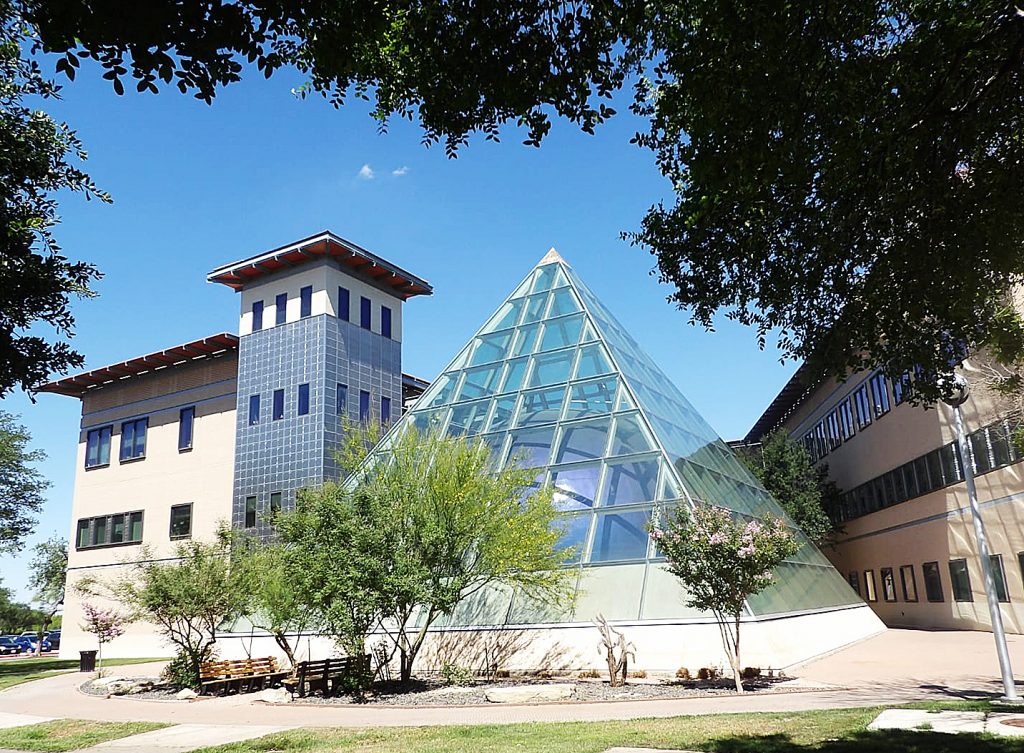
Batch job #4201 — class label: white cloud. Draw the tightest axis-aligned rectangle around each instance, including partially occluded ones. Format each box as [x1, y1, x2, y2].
[392, 166, 410, 177]
[357, 164, 375, 180]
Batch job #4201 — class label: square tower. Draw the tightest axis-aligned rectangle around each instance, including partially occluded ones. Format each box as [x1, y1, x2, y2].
[208, 231, 432, 535]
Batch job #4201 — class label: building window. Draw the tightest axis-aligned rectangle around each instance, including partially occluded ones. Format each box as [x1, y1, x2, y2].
[869, 372, 890, 417]
[359, 390, 370, 422]
[75, 512, 144, 550]
[85, 426, 112, 468]
[381, 306, 393, 339]
[1018, 551, 1024, 584]
[863, 570, 877, 602]
[922, 561, 944, 602]
[847, 571, 860, 596]
[899, 565, 918, 602]
[249, 394, 261, 425]
[273, 389, 285, 421]
[270, 492, 282, 515]
[244, 496, 257, 528]
[991, 554, 1010, 603]
[178, 407, 195, 451]
[337, 383, 348, 415]
[300, 285, 313, 318]
[275, 293, 287, 325]
[881, 567, 897, 602]
[826, 410, 841, 450]
[252, 300, 263, 331]
[119, 418, 148, 461]
[891, 372, 912, 405]
[949, 558, 973, 602]
[170, 503, 192, 540]
[381, 396, 391, 424]
[360, 296, 371, 330]
[298, 383, 310, 416]
[854, 384, 872, 429]
[838, 399, 855, 440]
[338, 287, 350, 321]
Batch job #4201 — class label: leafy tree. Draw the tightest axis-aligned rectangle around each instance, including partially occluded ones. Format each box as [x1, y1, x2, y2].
[277, 425, 575, 683]
[737, 432, 839, 546]
[652, 505, 798, 693]
[0, 580, 46, 633]
[1, 1, 108, 395]
[28, 535, 66, 651]
[77, 527, 249, 688]
[0, 411, 49, 552]
[79, 602, 127, 676]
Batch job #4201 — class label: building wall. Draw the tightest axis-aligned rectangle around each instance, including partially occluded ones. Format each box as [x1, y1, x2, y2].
[778, 357, 1024, 632]
[59, 354, 238, 659]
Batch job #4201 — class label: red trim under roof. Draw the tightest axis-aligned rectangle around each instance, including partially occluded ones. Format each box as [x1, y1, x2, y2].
[38, 333, 239, 398]
[207, 231, 433, 299]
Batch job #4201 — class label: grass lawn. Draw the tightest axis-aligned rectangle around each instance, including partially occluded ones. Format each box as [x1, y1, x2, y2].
[0, 719, 169, 752]
[0, 656, 168, 692]
[195, 704, 1024, 753]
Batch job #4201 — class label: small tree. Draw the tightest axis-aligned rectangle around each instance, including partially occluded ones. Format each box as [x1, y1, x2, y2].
[278, 425, 576, 684]
[0, 412, 50, 553]
[79, 603, 126, 676]
[29, 536, 66, 653]
[653, 505, 797, 693]
[737, 431, 839, 545]
[78, 526, 248, 688]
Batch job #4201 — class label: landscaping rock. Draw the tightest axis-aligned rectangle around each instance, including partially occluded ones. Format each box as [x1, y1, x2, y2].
[254, 688, 292, 705]
[91, 676, 125, 687]
[175, 688, 199, 701]
[484, 684, 576, 703]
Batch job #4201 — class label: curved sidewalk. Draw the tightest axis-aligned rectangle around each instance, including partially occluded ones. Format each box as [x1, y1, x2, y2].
[1, 629, 1022, 728]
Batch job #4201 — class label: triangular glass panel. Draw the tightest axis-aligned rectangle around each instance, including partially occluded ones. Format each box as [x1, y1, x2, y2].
[371, 253, 866, 631]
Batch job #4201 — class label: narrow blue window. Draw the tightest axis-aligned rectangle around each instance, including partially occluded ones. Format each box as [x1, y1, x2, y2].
[381, 306, 392, 339]
[359, 390, 370, 422]
[272, 389, 285, 420]
[249, 394, 261, 425]
[360, 297, 371, 330]
[275, 293, 287, 325]
[300, 286, 313, 318]
[119, 418, 147, 461]
[178, 407, 195, 451]
[85, 426, 112, 468]
[381, 396, 391, 424]
[338, 287, 350, 321]
[336, 383, 348, 415]
[251, 301, 263, 332]
[298, 383, 310, 416]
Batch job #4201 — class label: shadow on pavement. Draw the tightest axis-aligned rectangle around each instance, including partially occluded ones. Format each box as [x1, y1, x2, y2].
[705, 730, 1024, 753]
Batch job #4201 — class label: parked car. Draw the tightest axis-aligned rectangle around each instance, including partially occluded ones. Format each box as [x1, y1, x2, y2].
[11, 635, 50, 653]
[46, 631, 61, 650]
[0, 637, 20, 655]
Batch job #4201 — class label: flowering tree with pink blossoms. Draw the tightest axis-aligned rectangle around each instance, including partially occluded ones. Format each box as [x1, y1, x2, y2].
[651, 504, 797, 693]
[80, 603, 128, 677]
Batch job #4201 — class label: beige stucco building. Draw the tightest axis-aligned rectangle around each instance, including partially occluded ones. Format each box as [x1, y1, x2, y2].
[745, 358, 1024, 633]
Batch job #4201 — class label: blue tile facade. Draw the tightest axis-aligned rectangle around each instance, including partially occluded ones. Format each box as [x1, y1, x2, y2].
[232, 313, 402, 535]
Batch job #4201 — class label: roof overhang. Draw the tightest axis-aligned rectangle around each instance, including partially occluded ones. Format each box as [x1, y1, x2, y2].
[743, 363, 819, 442]
[207, 231, 433, 300]
[38, 333, 239, 398]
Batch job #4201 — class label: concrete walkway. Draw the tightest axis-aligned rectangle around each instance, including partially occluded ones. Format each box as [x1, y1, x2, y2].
[0, 629, 1021, 731]
[68, 724, 296, 753]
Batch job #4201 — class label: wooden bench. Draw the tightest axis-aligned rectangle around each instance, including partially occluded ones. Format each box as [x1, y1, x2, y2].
[199, 656, 288, 696]
[284, 655, 371, 698]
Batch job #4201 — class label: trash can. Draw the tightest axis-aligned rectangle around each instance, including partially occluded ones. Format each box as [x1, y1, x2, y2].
[79, 650, 97, 673]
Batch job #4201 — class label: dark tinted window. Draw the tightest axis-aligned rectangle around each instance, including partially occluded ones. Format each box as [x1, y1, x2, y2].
[275, 293, 287, 325]
[360, 390, 370, 422]
[300, 285, 313, 318]
[881, 567, 897, 602]
[170, 504, 192, 539]
[949, 559, 972, 602]
[245, 496, 257, 528]
[337, 383, 348, 415]
[298, 383, 310, 416]
[270, 492, 282, 515]
[338, 287, 350, 321]
[178, 407, 195, 451]
[249, 394, 260, 425]
[381, 306, 392, 339]
[360, 296, 371, 330]
[922, 561, 943, 602]
[252, 300, 263, 331]
[991, 554, 1010, 603]
[381, 396, 391, 424]
[273, 389, 284, 420]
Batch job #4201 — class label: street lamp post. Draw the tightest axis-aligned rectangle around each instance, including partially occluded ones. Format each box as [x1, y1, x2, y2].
[944, 373, 1020, 702]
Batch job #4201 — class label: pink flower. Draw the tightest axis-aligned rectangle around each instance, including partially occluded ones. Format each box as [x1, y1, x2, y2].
[709, 532, 726, 545]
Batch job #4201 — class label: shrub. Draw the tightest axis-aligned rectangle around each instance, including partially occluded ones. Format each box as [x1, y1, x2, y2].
[440, 663, 474, 686]
[697, 666, 719, 681]
[629, 670, 647, 679]
[741, 666, 761, 679]
[578, 669, 601, 679]
[162, 648, 212, 689]
[675, 667, 691, 680]
[495, 669, 511, 679]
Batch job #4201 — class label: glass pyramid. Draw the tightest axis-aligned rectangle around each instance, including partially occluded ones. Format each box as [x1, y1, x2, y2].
[377, 250, 861, 627]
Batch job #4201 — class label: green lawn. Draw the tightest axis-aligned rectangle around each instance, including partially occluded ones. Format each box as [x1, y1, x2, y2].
[0, 656, 168, 692]
[194, 704, 1024, 753]
[0, 719, 169, 752]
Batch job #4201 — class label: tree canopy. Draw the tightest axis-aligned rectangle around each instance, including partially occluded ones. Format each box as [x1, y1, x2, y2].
[10, 0, 1024, 395]
[0, 411, 49, 552]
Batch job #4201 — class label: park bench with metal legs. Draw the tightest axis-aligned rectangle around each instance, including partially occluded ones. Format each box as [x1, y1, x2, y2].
[199, 656, 288, 696]
[284, 655, 371, 698]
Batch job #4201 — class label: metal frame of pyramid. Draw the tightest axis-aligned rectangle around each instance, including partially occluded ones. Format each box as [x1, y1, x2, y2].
[371, 251, 863, 628]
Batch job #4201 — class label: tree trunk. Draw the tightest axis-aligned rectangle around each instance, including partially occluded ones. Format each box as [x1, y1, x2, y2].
[400, 647, 411, 683]
[97, 642, 104, 678]
[273, 632, 297, 672]
[732, 612, 743, 694]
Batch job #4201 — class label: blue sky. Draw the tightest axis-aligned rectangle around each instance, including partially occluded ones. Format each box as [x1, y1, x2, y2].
[0, 61, 796, 603]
